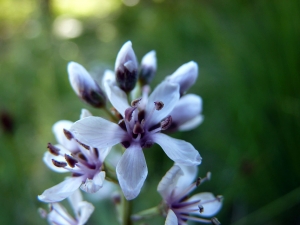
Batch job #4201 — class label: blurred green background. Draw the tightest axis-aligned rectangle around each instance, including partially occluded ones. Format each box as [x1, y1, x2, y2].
[0, 0, 299, 224]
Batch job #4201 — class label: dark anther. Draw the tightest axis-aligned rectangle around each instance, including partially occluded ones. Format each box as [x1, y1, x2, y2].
[133, 122, 144, 134]
[65, 154, 78, 168]
[47, 143, 60, 156]
[138, 110, 145, 123]
[154, 101, 164, 110]
[72, 173, 82, 177]
[77, 152, 88, 161]
[125, 107, 136, 122]
[93, 148, 99, 158]
[196, 177, 201, 186]
[211, 217, 221, 225]
[161, 115, 172, 130]
[52, 159, 67, 168]
[198, 204, 204, 213]
[118, 119, 127, 131]
[76, 139, 90, 150]
[216, 195, 223, 202]
[63, 129, 73, 140]
[131, 98, 142, 107]
[121, 141, 130, 148]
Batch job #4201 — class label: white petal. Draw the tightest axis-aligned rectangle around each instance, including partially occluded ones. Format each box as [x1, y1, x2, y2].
[189, 192, 222, 217]
[38, 177, 82, 203]
[48, 203, 75, 225]
[153, 133, 201, 166]
[77, 201, 95, 225]
[165, 209, 178, 225]
[115, 41, 138, 71]
[170, 94, 202, 128]
[116, 144, 148, 200]
[80, 171, 105, 193]
[141, 50, 156, 71]
[178, 115, 204, 131]
[157, 165, 183, 200]
[166, 61, 198, 94]
[71, 116, 127, 150]
[146, 81, 180, 126]
[52, 120, 78, 152]
[68, 189, 83, 217]
[80, 109, 93, 119]
[104, 82, 130, 117]
[175, 164, 198, 192]
[43, 150, 69, 173]
[88, 180, 117, 201]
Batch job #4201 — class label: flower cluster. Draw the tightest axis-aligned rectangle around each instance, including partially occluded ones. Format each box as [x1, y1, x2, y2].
[38, 41, 222, 225]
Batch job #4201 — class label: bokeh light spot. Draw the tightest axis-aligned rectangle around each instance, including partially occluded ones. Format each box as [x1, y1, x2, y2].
[53, 16, 83, 39]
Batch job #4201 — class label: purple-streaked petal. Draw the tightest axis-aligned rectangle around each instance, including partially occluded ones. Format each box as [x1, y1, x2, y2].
[165, 209, 178, 225]
[77, 201, 95, 225]
[170, 94, 202, 129]
[157, 165, 183, 200]
[189, 192, 222, 217]
[38, 177, 82, 203]
[178, 115, 204, 131]
[52, 120, 78, 152]
[166, 61, 198, 95]
[146, 81, 180, 126]
[80, 171, 105, 193]
[80, 108, 92, 119]
[71, 116, 127, 150]
[153, 133, 201, 166]
[115, 41, 138, 72]
[116, 144, 148, 200]
[104, 82, 129, 117]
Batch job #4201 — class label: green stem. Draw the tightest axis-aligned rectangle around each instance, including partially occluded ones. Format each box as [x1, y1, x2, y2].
[121, 194, 133, 225]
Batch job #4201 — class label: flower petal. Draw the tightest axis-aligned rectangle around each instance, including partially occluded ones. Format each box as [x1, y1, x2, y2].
[175, 164, 198, 192]
[189, 192, 222, 217]
[43, 149, 69, 173]
[166, 61, 198, 95]
[104, 82, 130, 117]
[178, 115, 204, 131]
[38, 177, 82, 203]
[52, 120, 78, 152]
[77, 201, 95, 225]
[48, 203, 76, 225]
[146, 81, 180, 126]
[71, 116, 127, 150]
[157, 165, 183, 200]
[80, 171, 105, 193]
[80, 108, 93, 119]
[165, 209, 178, 225]
[116, 144, 148, 200]
[153, 133, 201, 166]
[170, 94, 202, 130]
[68, 189, 83, 217]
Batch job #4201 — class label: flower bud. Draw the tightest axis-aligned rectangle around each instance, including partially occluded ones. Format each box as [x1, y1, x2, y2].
[166, 61, 198, 95]
[139, 50, 157, 85]
[115, 41, 138, 93]
[68, 61, 106, 108]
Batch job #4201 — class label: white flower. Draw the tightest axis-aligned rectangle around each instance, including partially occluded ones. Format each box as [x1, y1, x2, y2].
[158, 165, 222, 225]
[40, 189, 94, 225]
[70, 80, 201, 200]
[38, 109, 109, 203]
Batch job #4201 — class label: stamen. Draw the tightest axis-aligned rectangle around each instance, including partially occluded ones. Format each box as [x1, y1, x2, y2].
[76, 139, 90, 150]
[93, 147, 99, 158]
[141, 140, 154, 148]
[76, 152, 88, 161]
[180, 215, 212, 224]
[47, 143, 60, 156]
[121, 141, 130, 148]
[196, 177, 201, 187]
[125, 107, 136, 122]
[118, 119, 127, 131]
[133, 122, 144, 134]
[65, 154, 78, 168]
[216, 195, 223, 202]
[52, 159, 67, 168]
[131, 98, 142, 107]
[161, 115, 172, 130]
[198, 204, 204, 213]
[154, 101, 164, 110]
[211, 217, 221, 225]
[63, 129, 73, 140]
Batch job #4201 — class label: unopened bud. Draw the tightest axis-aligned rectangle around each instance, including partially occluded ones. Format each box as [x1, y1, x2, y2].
[139, 50, 157, 85]
[115, 41, 138, 93]
[166, 61, 198, 95]
[68, 61, 106, 108]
